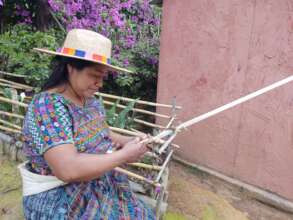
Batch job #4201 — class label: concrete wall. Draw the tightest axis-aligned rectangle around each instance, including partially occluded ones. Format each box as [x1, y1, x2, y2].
[156, 0, 293, 200]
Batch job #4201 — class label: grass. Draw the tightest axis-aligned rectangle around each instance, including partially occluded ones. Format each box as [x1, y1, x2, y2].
[164, 212, 188, 220]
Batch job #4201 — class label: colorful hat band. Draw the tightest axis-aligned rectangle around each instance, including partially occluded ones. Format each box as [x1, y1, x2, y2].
[57, 47, 111, 65]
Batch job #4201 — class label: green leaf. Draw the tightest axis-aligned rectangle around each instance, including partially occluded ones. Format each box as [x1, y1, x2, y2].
[106, 99, 120, 126]
[3, 88, 12, 99]
[114, 99, 137, 129]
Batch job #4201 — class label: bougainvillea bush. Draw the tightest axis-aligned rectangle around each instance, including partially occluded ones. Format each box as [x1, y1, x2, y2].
[0, 0, 161, 101]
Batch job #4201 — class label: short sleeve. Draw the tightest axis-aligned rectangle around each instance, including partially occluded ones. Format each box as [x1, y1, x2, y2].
[98, 100, 106, 117]
[32, 93, 74, 154]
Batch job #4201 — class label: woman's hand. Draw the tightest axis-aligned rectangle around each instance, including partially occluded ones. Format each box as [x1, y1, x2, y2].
[121, 137, 148, 163]
[135, 132, 148, 142]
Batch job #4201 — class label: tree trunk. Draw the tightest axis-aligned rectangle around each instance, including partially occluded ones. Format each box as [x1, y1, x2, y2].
[35, 0, 51, 31]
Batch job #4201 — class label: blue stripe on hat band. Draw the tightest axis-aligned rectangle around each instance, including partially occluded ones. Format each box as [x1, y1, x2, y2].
[74, 50, 86, 57]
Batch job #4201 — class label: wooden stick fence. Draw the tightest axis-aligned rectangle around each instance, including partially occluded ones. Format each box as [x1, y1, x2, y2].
[0, 118, 22, 130]
[0, 78, 33, 90]
[2, 95, 171, 130]
[0, 82, 25, 90]
[0, 125, 21, 134]
[0, 96, 28, 107]
[0, 111, 24, 119]
[133, 118, 165, 129]
[103, 100, 171, 119]
[95, 92, 182, 109]
[112, 113, 165, 129]
[0, 70, 26, 78]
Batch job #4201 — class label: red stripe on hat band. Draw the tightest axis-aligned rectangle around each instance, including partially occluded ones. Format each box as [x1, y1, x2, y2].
[93, 54, 103, 61]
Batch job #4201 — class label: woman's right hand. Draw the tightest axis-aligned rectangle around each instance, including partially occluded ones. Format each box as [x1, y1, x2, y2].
[121, 137, 148, 163]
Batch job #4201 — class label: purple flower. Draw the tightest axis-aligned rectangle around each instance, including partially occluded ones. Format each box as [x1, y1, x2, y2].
[21, 10, 30, 17]
[131, 16, 138, 23]
[121, 0, 134, 9]
[149, 57, 158, 65]
[123, 59, 129, 66]
[155, 186, 161, 193]
[125, 35, 136, 48]
[24, 17, 32, 24]
[110, 8, 124, 28]
[114, 45, 120, 54]
[111, 71, 119, 79]
[48, 0, 61, 12]
[0, 0, 3, 6]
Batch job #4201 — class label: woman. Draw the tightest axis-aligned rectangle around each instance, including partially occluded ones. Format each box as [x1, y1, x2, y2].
[20, 29, 155, 219]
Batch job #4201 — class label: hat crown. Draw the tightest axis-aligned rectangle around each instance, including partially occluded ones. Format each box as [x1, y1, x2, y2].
[62, 29, 112, 58]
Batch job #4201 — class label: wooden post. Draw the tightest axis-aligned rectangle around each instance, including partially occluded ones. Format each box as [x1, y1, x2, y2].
[10, 88, 22, 126]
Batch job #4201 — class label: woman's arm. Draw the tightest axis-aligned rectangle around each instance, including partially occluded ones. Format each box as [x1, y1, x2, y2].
[44, 138, 147, 183]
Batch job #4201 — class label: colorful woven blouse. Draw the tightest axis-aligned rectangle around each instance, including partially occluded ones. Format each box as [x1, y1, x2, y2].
[22, 92, 155, 220]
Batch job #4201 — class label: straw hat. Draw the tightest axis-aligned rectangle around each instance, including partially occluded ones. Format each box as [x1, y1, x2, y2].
[34, 29, 132, 73]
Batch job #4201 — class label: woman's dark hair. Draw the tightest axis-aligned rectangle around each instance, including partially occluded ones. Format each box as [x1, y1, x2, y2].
[41, 56, 97, 91]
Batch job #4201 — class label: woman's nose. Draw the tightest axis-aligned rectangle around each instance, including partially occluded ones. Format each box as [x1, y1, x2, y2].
[95, 81, 103, 87]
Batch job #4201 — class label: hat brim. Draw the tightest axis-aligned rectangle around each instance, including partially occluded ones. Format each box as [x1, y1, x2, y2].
[33, 48, 133, 73]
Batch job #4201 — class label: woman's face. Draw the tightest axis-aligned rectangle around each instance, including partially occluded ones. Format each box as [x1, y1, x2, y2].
[68, 64, 109, 98]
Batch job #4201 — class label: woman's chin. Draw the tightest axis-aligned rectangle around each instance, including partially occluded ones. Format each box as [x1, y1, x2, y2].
[86, 89, 98, 97]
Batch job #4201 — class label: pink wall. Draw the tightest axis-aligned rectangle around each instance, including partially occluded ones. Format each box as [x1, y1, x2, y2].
[157, 0, 293, 200]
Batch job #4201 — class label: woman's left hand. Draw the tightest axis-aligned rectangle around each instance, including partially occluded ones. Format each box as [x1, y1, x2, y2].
[135, 132, 148, 142]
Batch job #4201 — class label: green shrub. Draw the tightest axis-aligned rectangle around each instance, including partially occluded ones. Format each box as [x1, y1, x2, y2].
[0, 24, 61, 90]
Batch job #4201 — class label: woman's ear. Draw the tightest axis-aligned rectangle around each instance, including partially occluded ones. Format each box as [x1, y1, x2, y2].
[67, 64, 73, 76]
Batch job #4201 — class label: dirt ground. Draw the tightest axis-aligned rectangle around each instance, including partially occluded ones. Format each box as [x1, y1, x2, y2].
[1, 156, 293, 220]
[166, 161, 293, 220]
[0, 158, 23, 220]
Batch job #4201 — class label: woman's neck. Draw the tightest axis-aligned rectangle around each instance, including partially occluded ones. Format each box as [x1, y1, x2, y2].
[47, 84, 85, 107]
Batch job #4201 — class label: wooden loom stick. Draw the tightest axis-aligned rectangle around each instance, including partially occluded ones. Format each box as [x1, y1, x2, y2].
[114, 167, 161, 187]
[166, 117, 175, 129]
[158, 134, 177, 154]
[128, 162, 162, 171]
[156, 150, 174, 182]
